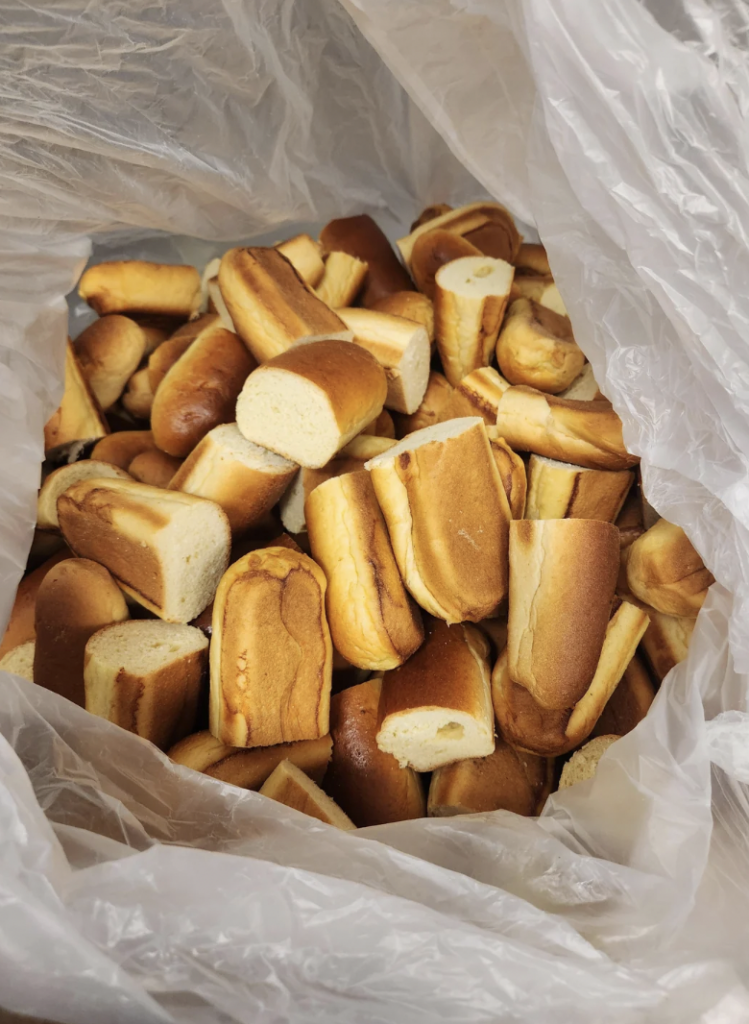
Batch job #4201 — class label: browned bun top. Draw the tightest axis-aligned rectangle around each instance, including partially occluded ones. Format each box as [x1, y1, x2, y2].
[463, 210, 522, 263]
[492, 649, 575, 757]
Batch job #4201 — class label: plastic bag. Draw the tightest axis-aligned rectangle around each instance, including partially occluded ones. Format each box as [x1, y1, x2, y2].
[2, 0, 749, 1020]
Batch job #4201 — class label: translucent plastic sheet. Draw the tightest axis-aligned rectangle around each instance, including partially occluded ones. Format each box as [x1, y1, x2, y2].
[2, 0, 749, 1020]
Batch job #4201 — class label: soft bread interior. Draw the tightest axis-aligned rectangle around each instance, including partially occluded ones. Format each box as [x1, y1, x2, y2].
[559, 735, 619, 789]
[558, 364, 599, 401]
[205, 423, 297, 474]
[279, 472, 308, 534]
[365, 416, 484, 469]
[376, 707, 495, 772]
[38, 460, 130, 529]
[85, 620, 208, 678]
[259, 759, 355, 829]
[0, 640, 35, 681]
[396, 324, 430, 414]
[340, 435, 396, 459]
[156, 501, 229, 621]
[436, 256, 514, 298]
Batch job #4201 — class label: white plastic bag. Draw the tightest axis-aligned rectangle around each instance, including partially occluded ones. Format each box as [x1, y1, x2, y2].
[2, 0, 749, 1020]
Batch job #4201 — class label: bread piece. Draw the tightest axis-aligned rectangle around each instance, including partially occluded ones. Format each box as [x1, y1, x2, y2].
[337, 307, 430, 415]
[84, 620, 207, 749]
[0, 640, 35, 681]
[449, 367, 511, 425]
[121, 367, 154, 420]
[515, 244, 550, 276]
[496, 299, 584, 394]
[319, 215, 413, 307]
[640, 609, 694, 683]
[495, 386, 639, 471]
[33, 558, 129, 706]
[91, 430, 158, 470]
[485, 429, 527, 518]
[615, 483, 645, 550]
[207, 277, 236, 332]
[371, 291, 435, 343]
[147, 314, 216, 392]
[525, 455, 634, 523]
[315, 252, 368, 308]
[559, 735, 619, 790]
[323, 678, 425, 827]
[409, 229, 482, 301]
[558, 364, 602, 401]
[510, 275, 567, 315]
[508, 519, 620, 709]
[218, 247, 352, 363]
[151, 318, 257, 457]
[366, 418, 511, 622]
[410, 203, 453, 231]
[169, 423, 297, 536]
[362, 408, 396, 438]
[339, 435, 397, 460]
[0, 549, 73, 658]
[37, 460, 131, 530]
[393, 371, 454, 437]
[44, 342, 109, 451]
[428, 739, 552, 817]
[592, 654, 655, 738]
[398, 202, 522, 270]
[74, 315, 147, 410]
[306, 471, 424, 670]
[58, 478, 230, 622]
[260, 759, 355, 829]
[210, 546, 332, 747]
[625, 519, 713, 617]
[137, 320, 173, 354]
[169, 730, 332, 788]
[376, 620, 495, 771]
[128, 450, 182, 488]
[235, 340, 387, 468]
[78, 261, 201, 317]
[275, 234, 325, 288]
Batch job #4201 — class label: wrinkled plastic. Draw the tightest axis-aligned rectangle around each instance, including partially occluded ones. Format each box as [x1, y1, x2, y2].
[2, 0, 749, 1020]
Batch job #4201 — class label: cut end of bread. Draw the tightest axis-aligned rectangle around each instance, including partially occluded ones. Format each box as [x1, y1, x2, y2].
[259, 759, 355, 829]
[435, 255, 514, 299]
[376, 707, 495, 772]
[0, 640, 35, 682]
[85, 620, 208, 679]
[365, 416, 484, 470]
[559, 734, 620, 789]
[38, 460, 131, 530]
[203, 423, 298, 474]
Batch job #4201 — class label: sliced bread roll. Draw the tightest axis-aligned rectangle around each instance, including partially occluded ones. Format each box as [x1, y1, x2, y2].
[78, 260, 202, 317]
[558, 735, 620, 790]
[259, 759, 355, 830]
[218, 247, 352, 363]
[323, 678, 425, 827]
[33, 558, 129, 706]
[592, 654, 655, 738]
[210, 546, 332, 747]
[558, 364, 601, 401]
[169, 423, 298, 536]
[306, 471, 424, 670]
[525, 455, 634, 522]
[168, 730, 332, 788]
[640, 609, 694, 683]
[0, 640, 35, 682]
[495, 386, 638, 471]
[371, 291, 434, 344]
[275, 233, 325, 287]
[434, 256, 515, 386]
[366, 418, 511, 623]
[397, 201, 522, 270]
[128, 449, 183, 488]
[393, 370, 454, 437]
[625, 519, 713, 617]
[427, 740, 552, 817]
[409, 229, 481, 301]
[496, 299, 584, 393]
[84, 620, 208, 750]
[0, 549, 73, 658]
[485, 428, 527, 518]
[508, 519, 620, 710]
[73, 315, 147, 410]
[91, 430, 158, 470]
[37, 460, 131, 530]
[44, 342, 109, 451]
[319, 215, 413, 308]
[58, 478, 231, 622]
[235, 340, 387, 468]
[315, 252, 368, 308]
[447, 366, 511, 424]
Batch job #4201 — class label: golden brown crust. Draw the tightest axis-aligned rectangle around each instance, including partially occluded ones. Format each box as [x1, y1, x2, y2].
[147, 314, 216, 392]
[463, 211, 522, 263]
[73, 315, 147, 410]
[371, 291, 435, 342]
[515, 244, 550, 276]
[121, 367, 154, 420]
[486, 431, 527, 518]
[410, 229, 481, 301]
[210, 546, 332, 747]
[496, 299, 584, 394]
[91, 430, 158, 470]
[44, 342, 109, 451]
[493, 649, 577, 757]
[128, 449, 182, 488]
[592, 654, 655, 738]
[259, 759, 355, 828]
[0, 548, 73, 659]
[319, 215, 413, 307]
[169, 730, 332, 788]
[362, 408, 396, 438]
[427, 739, 550, 817]
[398, 202, 522, 269]
[393, 371, 454, 437]
[324, 678, 425, 827]
[410, 203, 453, 231]
[625, 519, 713, 617]
[615, 483, 645, 550]
[525, 455, 634, 522]
[78, 261, 201, 317]
[449, 367, 510, 425]
[640, 609, 694, 682]
[275, 234, 325, 288]
[315, 252, 368, 308]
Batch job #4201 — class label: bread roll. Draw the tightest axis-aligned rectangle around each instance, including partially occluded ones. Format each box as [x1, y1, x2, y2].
[275, 233, 325, 287]
[558, 735, 620, 790]
[91, 430, 158, 470]
[319, 215, 413, 307]
[207, 277, 236, 332]
[495, 386, 639, 471]
[128, 450, 183, 488]
[366, 418, 511, 623]
[410, 203, 453, 230]
[78, 260, 201, 317]
[337, 307, 430, 415]
[235, 340, 387, 469]
[362, 407, 396, 438]
[558, 364, 602, 401]
[447, 367, 511, 425]
[169, 423, 297, 535]
[427, 739, 552, 817]
[73, 315, 147, 410]
[121, 367, 154, 420]
[393, 371, 454, 437]
[147, 314, 215, 392]
[515, 243, 550, 276]
[496, 299, 584, 394]
[434, 256, 514, 386]
[409, 229, 482, 301]
[151, 318, 257, 457]
[397, 201, 522, 269]
[485, 429, 527, 518]
[84, 620, 208, 749]
[44, 342, 109, 451]
[376, 620, 495, 772]
[210, 546, 332, 747]
[315, 252, 368, 308]
[323, 678, 425, 827]
[592, 654, 655, 738]
[260, 759, 355, 829]
[0, 640, 35, 682]
[625, 519, 713, 617]
[0, 548, 72, 658]
[169, 730, 332, 788]
[525, 455, 634, 523]
[33, 558, 129, 706]
[640, 609, 694, 683]
[218, 247, 352, 363]
[509, 275, 567, 315]
[508, 519, 620, 709]
[306, 471, 424, 670]
[58, 478, 230, 622]
[371, 291, 435, 343]
[37, 460, 131, 530]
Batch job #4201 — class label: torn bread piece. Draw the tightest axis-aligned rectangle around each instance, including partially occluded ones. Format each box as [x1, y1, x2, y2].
[315, 252, 368, 308]
[496, 298, 584, 394]
[44, 342, 109, 451]
[640, 609, 694, 683]
[485, 429, 527, 518]
[625, 518, 713, 617]
[259, 759, 355, 830]
[448, 367, 511, 425]
[393, 371, 454, 437]
[37, 460, 131, 530]
[168, 731, 332, 789]
[525, 455, 634, 523]
[559, 735, 620, 790]
[78, 260, 201, 317]
[275, 233, 325, 288]
[0, 640, 35, 682]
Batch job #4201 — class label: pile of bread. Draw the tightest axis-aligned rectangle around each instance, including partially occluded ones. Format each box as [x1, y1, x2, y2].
[0, 201, 714, 828]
